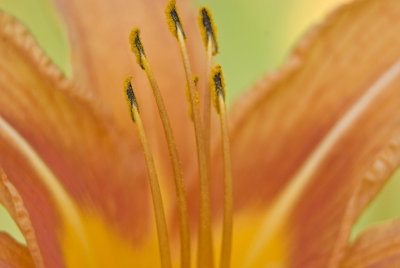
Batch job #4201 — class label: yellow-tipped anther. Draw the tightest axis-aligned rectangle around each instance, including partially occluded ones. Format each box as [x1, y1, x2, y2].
[199, 7, 218, 55]
[210, 65, 226, 113]
[129, 28, 146, 69]
[185, 75, 200, 121]
[165, 0, 186, 39]
[124, 76, 138, 122]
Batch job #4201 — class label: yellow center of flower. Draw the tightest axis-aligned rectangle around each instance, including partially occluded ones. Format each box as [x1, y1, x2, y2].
[59, 209, 290, 268]
[62, 210, 162, 268]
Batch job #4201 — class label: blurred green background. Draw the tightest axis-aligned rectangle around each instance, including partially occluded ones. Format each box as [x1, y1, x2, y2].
[0, 0, 399, 245]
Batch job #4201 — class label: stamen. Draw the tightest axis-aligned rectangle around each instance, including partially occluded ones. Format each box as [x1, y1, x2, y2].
[165, 1, 214, 267]
[165, 0, 186, 39]
[129, 28, 146, 70]
[0, 116, 92, 262]
[210, 66, 233, 268]
[128, 30, 191, 268]
[199, 7, 219, 177]
[199, 7, 218, 55]
[124, 77, 172, 268]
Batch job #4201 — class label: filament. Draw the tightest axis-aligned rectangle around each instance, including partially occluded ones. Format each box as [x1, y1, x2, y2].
[203, 37, 213, 167]
[124, 78, 172, 268]
[176, 28, 214, 268]
[217, 96, 233, 268]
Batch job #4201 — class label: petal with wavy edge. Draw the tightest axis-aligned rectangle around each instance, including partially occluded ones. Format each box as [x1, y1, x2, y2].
[0, 10, 155, 267]
[0, 232, 35, 268]
[0, 170, 44, 268]
[205, 0, 400, 266]
[51, 0, 204, 178]
[341, 219, 400, 267]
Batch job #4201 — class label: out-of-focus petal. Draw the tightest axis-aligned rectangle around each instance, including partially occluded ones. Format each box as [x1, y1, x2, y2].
[341, 219, 400, 267]
[0, 232, 35, 268]
[0, 10, 153, 267]
[206, 0, 400, 266]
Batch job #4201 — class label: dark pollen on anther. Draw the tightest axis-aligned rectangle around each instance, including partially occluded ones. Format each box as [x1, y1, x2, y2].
[201, 8, 217, 53]
[170, 8, 186, 39]
[125, 81, 139, 121]
[135, 34, 145, 69]
[213, 71, 224, 99]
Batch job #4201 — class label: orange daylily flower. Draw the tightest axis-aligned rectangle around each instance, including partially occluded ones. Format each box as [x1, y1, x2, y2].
[1, 0, 400, 267]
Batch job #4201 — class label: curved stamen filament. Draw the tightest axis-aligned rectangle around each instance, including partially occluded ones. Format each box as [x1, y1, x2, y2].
[217, 95, 233, 268]
[0, 116, 93, 265]
[129, 28, 191, 268]
[210, 65, 233, 268]
[142, 53, 191, 268]
[124, 79, 172, 268]
[203, 36, 213, 166]
[177, 24, 215, 268]
[177, 27, 214, 268]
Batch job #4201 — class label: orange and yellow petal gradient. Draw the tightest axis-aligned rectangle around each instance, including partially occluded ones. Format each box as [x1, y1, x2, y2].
[206, 0, 400, 266]
[1, 0, 400, 267]
[0, 11, 154, 267]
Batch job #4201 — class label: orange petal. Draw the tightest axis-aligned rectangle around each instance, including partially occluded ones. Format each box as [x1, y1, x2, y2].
[341, 219, 400, 267]
[0, 10, 153, 266]
[51, 0, 205, 176]
[0, 231, 35, 268]
[208, 0, 400, 266]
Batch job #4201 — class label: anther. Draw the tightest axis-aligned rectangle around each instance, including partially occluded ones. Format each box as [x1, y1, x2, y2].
[210, 65, 226, 114]
[199, 7, 218, 55]
[129, 29, 146, 69]
[165, 0, 186, 39]
[124, 76, 138, 122]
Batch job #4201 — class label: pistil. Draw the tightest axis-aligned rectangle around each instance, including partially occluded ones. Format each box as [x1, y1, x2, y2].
[165, 1, 214, 267]
[124, 78, 172, 268]
[129, 28, 191, 268]
[210, 66, 233, 268]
